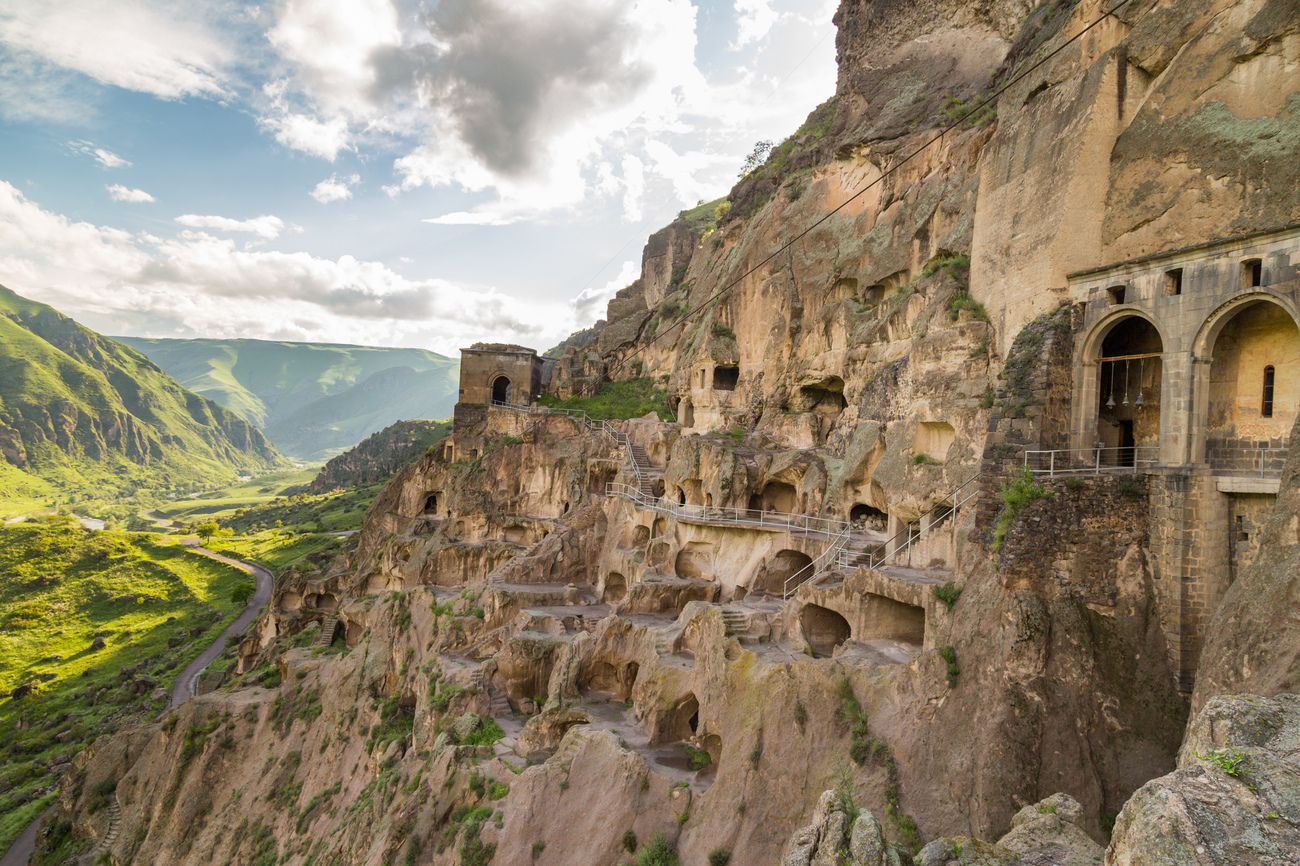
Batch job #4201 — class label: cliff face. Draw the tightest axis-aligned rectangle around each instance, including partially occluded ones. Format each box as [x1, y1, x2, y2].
[35, 1, 1300, 864]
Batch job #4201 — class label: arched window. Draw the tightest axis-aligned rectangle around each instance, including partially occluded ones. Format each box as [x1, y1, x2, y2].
[1262, 366, 1275, 417]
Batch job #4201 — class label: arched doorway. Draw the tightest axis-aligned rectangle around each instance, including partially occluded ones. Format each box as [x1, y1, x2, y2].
[491, 375, 511, 404]
[1203, 299, 1300, 473]
[603, 572, 627, 603]
[1095, 317, 1163, 466]
[800, 604, 851, 657]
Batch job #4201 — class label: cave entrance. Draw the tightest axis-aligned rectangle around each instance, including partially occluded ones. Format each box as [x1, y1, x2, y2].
[604, 572, 627, 603]
[713, 366, 739, 391]
[423, 493, 439, 515]
[757, 481, 797, 513]
[861, 594, 925, 644]
[679, 398, 694, 428]
[798, 377, 848, 441]
[1095, 316, 1162, 467]
[491, 375, 511, 404]
[752, 549, 814, 595]
[849, 503, 887, 531]
[800, 604, 852, 658]
[661, 693, 699, 743]
[623, 662, 639, 701]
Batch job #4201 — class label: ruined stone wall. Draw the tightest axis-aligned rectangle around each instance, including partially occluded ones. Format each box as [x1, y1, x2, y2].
[998, 475, 1150, 608]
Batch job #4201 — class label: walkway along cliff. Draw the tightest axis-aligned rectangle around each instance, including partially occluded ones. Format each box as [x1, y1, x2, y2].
[33, 0, 1300, 863]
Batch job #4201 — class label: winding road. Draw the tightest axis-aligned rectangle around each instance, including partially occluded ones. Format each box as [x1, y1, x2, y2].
[0, 540, 273, 866]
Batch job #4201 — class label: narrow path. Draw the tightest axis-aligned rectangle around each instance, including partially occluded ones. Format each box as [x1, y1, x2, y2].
[170, 543, 273, 707]
[0, 544, 274, 865]
[0, 807, 51, 866]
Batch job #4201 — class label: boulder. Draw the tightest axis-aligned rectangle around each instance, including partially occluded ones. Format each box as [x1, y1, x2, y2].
[1107, 694, 1300, 865]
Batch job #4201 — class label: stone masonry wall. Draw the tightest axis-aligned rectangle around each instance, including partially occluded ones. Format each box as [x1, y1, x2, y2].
[998, 475, 1151, 607]
[975, 303, 1081, 540]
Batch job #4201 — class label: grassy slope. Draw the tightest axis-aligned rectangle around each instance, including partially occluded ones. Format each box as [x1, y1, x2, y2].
[202, 533, 343, 576]
[538, 377, 676, 421]
[0, 286, 286, 497]
[153, 468, 319, 523]
[0, 519, 249, 852]
[115, 336, 461, 460]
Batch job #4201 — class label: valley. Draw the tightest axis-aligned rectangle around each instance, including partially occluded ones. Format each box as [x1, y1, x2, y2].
[5, 0, 1300, 864]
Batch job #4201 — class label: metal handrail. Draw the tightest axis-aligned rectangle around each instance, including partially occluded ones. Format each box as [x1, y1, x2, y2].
[604, 482, 851, 599]
[857, 473, 982, 570]
[782, 526, 850, 599]
[606, 483, 849, 536]
[1023, 446, 1158, 476]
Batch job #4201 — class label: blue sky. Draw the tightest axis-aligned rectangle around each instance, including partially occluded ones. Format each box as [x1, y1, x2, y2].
[0, 0, 836, 355]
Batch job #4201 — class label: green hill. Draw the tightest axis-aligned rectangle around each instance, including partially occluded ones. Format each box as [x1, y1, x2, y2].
[0, 286, 285, 501]
[114, 337, 460, 460]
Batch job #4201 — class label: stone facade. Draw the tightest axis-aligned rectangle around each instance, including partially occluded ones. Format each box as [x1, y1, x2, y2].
[456, 343, 544, 407]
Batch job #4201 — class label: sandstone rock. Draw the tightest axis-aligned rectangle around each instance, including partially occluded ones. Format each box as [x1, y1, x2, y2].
[917, 837, 1016, 866]
[997, 793, 1101, 864]
[10, 683, 32, 700]
[90, 637, 105, 651]
[452, 712, 481, 741]
[1107, 694, 1300, 865]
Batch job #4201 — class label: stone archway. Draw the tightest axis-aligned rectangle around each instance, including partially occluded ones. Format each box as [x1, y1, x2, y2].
[1094, 316, 1164, 466]
[491, 375, 511, 404]
[1200, 297, 1300, 471]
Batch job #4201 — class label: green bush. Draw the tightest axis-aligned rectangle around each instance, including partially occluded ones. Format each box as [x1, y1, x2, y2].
[684, 744, 712, 771]
[990, 468, 1052, 551]
[622, 829, 638, 853]
[708, 848, 732, 866]
[911, 453, 938, 466]
[938, 645, 960, 688]
[537, 378, 674, 422]
[931, 582, 962, 611]
[636, 833, 680, 866]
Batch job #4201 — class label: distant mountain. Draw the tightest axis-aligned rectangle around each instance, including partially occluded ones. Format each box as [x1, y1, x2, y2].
[115, 337, 460, 461]
[0, 286, 286, 497]
[309, 419, 452, 493]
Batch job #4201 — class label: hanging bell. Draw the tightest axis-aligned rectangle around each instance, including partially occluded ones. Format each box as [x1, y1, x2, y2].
[1106, 393, 1116, 408]
[1135, 390, 1145, 408]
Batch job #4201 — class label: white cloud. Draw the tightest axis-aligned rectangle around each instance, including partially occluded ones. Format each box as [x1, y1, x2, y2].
[70, 142, 132, 168]
[0, 179, 575, 354]
[94, 148, 130, 168]
[310, 173, 360, 203]
[570, 258, 639, 323]
[423, 211, 521, 226]
[0, 0, 233, 101]
[734, 0, 779, 47]
[174, 214, 286, 239]
[107, 184, 155, 203]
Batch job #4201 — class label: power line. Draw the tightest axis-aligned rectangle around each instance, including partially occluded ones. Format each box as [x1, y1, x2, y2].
[608, 0, 1134, 377]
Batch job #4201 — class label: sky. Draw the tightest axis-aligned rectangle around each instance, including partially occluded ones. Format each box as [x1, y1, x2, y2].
[0, 0, 838, 357]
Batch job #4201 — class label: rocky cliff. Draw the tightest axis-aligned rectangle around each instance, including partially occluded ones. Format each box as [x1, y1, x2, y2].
[30, 0, 1300, 864]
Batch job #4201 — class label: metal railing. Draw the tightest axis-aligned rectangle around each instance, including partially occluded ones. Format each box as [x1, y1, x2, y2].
[605, 483, 848, 536]
[783, 525, 850, 599]
[1207, 444, 1285, 479]
[604, 482, 852, 599]
[1023, 446, 1158, 476]
[852, 473, 983, 571]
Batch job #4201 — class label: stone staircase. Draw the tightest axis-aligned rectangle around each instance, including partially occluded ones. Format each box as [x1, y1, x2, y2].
[627, 443, 660, 497]
[720, 608, 749, 637]
[313, 617, 341, 648]
[654, 631, 675, 655]
[551, 724, 594, 763]
[92, 797, 121, 857]
[472, 669, 513, 717]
